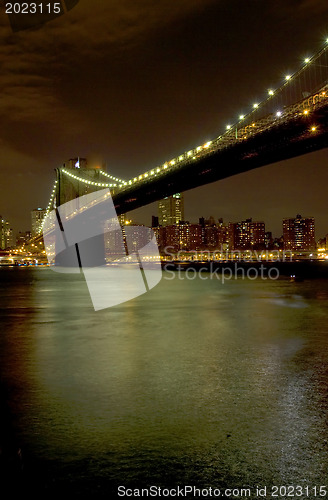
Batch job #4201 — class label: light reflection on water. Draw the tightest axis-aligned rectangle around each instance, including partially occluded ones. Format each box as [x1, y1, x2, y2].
[1, 267, 328, 496]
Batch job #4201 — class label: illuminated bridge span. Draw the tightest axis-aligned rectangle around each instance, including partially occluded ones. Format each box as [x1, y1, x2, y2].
[41, 39, 328, 230]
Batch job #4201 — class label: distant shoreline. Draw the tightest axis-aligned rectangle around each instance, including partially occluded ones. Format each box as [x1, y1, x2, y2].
[161, 260, 328, 278]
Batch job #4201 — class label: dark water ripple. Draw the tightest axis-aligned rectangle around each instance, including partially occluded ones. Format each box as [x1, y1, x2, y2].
[0, 267, 328, 498]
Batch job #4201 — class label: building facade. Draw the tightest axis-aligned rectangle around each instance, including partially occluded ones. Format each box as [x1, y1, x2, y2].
[0, 217, 14, 249]
[31, 208, 47, 237]
[158, 193, 184, 226]
[228, 218, 265, 250]
[283, 214, 315, 250]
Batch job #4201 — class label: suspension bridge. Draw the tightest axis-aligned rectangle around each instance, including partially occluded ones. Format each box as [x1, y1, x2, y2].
[39, 39, 328, 236]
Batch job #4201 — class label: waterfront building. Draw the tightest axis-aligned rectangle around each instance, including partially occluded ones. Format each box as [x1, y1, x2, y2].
[228, 218, 265, 250]
[156, 223, 203, 253]
[283, 214, 315, 250]
[180, 223, 203, 250]
[204, 225, 219, 248]
[164, 225, 180, 251]
[105, 218, 152, 260]
[199, 217, 228, 250]
[152, 226, 166, 250]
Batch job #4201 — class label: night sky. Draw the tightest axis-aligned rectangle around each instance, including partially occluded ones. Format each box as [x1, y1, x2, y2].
[1, 0, 328, 238]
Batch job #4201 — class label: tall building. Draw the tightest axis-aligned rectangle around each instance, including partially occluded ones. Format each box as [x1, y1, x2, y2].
[0, 217, 14, 249]
[283, 214, 315, 250]
[228, 218, 265, 250]
[250, 221, 266, 248]
[31, 208, 47, 236]
[158, 193, 184, 226]
[178, 223, 203, 251]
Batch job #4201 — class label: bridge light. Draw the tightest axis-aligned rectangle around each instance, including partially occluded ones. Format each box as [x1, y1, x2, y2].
[164, 163, 168, 168]
[204, 141, 212, 148]
[157, 168, 161, 172]
[268, 89, 274, 96]
[311, 126, 317, 132]
[285, 75, 291, 80]
[179, 156, 183, 161]
[276, 111, 282, 117]
[144, 173, 148, 177]
[187, 151, 193, 156]
[303, 109, 309, 115]
[304, 57, 310, 63]
[253, 103, 259, 109]
[239, 114, 245, 120]
[226, 125, 231, 130]
[170, 161, 175, 166]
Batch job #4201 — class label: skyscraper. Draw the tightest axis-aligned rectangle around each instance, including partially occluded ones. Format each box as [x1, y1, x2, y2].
[31, 208, 47, 236]
[0, 217, 14, 249]
[283, 214, 315, 250]
[158, 193, 184, 226]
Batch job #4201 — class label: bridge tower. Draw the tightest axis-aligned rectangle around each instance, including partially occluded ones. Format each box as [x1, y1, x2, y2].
[55, 157, 108, 207]
[53, 158, 113, 269]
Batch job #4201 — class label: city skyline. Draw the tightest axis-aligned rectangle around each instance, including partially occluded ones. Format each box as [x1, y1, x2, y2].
[1, 2, 328, 237]
[1, 203, 324, 245]
[1, 203, 322, 252]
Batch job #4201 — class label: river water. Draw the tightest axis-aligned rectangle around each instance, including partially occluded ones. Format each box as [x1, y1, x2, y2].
[1, 266, 328, 498]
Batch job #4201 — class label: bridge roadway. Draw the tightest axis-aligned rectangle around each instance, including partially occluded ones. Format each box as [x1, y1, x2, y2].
[112, 86, 328, 215]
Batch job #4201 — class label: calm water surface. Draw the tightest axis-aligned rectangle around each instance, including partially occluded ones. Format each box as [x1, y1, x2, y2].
[1, 267, 328, 498]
